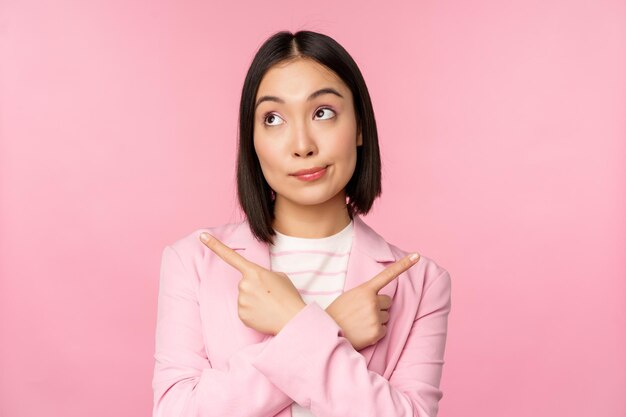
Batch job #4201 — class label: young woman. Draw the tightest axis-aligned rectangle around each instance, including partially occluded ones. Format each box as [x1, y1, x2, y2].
[152, 30, 452, 417]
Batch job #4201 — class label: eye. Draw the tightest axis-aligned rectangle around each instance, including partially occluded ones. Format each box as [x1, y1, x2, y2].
[264, 113, 284, 126]
[314, 107, 336, 120]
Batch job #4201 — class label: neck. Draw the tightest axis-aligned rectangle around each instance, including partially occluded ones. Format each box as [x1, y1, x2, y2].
[271, 192, 352, 238]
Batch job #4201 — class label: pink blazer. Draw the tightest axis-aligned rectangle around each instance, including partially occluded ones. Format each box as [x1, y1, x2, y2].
[152, 213, 452, 417]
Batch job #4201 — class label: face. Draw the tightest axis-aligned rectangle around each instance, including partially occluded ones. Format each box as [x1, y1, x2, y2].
[253, 58, 363, 209]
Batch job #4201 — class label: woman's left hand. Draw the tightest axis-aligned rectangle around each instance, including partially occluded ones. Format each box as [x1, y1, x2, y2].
[199, 232, 306, 336]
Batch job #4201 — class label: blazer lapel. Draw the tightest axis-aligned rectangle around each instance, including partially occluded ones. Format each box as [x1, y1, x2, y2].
[341, 214, 398, 367]
[222, 213, 398, 367]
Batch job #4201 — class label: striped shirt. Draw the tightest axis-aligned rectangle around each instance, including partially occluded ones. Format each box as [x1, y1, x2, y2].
[269, 219, 354, 417]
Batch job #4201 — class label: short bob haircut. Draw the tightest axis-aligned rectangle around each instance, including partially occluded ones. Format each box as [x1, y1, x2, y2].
[237, 30, 382, 244]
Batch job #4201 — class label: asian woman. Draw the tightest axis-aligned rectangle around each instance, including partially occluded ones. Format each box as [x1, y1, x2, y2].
[152, 29, 452, 417]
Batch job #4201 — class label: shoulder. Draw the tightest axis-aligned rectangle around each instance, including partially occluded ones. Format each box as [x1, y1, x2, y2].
[355, 214, 452, 291]
[386, 239, 452, 293]
[163, 219, 245, 264]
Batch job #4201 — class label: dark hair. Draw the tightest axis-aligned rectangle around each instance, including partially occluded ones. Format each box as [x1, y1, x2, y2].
[236, 30, 382, 244]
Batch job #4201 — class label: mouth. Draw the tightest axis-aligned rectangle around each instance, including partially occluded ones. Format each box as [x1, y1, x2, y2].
[289, 165, 329, 181]
[289, 165, 329, 176]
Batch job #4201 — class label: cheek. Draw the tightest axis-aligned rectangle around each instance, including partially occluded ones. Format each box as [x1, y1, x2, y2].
[338, 131, 359, 175]
[254, 139, 284, 186]
[332, 127, 359, 160]
[254, 138, 273, 169]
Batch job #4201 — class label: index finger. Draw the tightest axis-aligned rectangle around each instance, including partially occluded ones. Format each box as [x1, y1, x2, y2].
[199, 232, 258, 274]
[366, 252, 420, 293]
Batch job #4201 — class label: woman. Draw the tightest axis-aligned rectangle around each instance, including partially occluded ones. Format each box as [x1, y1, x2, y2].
[152, 30, 452, 417]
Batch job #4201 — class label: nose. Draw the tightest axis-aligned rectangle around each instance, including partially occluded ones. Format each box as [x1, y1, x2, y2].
[291, 121, 318, 158]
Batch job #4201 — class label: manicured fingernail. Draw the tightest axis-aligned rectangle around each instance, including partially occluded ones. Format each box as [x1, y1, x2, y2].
[409, 253, 419, 262]
[200, 232, 209, 242]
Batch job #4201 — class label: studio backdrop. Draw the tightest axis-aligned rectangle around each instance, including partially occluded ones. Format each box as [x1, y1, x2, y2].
[0, 1, 624, 416]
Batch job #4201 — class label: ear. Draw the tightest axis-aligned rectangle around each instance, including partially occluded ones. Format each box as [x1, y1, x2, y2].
[357, 127, 363, 147]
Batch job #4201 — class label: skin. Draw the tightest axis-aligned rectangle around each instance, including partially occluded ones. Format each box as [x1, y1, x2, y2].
[253, 57, 361, 238]
[199, 58, 420, 349]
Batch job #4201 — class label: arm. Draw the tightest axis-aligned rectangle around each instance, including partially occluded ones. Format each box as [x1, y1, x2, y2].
[152, 245, 294, 417]
[250, 271, 452, 417]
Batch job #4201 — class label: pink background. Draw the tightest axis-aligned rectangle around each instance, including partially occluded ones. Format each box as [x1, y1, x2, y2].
[1, 1, 624, 416]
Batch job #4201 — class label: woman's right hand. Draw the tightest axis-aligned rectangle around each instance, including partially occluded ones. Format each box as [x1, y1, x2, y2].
[199, 232, 307, 336]
[325, 252, 420, 351]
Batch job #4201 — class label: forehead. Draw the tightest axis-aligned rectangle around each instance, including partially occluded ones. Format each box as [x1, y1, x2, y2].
[256, 59, 348, 99]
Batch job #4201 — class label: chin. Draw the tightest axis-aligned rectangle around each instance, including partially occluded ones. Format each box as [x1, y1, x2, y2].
[294, 187, 347, 206]
[292, 195, 332, 206]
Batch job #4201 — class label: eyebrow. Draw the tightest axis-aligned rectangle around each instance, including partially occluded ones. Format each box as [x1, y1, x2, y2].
[254, 87, 344, 111]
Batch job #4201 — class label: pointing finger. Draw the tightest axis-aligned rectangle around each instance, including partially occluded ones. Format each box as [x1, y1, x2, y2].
[199, 232, 257, 274]
[366, 252, 420, 293]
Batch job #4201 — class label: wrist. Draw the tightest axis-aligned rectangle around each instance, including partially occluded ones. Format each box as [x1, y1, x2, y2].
[277, 301, 307, 335]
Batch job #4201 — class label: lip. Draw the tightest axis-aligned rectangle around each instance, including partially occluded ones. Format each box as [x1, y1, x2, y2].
[290, 165, 329, 182]
[289, 165, 328, 176]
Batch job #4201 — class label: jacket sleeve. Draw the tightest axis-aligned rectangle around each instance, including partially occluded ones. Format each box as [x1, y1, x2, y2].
[152, 245, 295, 417]
[250, 270, 452, 417]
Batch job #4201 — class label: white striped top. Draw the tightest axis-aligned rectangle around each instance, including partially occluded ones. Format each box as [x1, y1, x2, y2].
[269, 219, 354, 417]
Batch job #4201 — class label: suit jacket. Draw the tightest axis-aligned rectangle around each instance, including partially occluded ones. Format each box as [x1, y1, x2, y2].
[152, 213, 452, 417]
